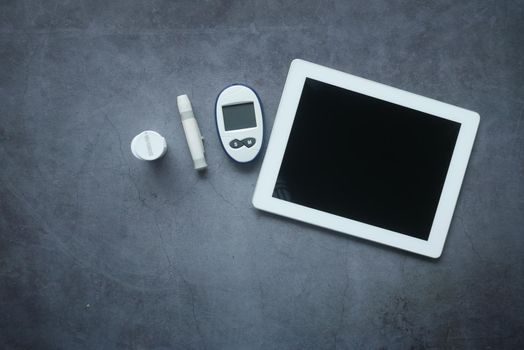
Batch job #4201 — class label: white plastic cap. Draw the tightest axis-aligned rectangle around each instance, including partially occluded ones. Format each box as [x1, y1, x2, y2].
[130, 130, 167, 161]
[193, 157, 207, 170]
[177, 94, 192, 114]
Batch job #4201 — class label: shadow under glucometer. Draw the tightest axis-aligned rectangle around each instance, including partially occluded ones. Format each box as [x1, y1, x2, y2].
[231, 157, 260, 174]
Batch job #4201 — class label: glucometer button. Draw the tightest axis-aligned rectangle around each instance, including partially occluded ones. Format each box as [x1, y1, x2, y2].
[229, 139, 243, 149]
[242, 137, 256, 148]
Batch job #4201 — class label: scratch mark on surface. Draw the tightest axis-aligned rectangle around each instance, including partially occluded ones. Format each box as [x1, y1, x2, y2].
[334, 256, 350, 349]
[174, 269, 206, 345]
[0, 24, 313, 36]
[153, 215, 176, 277]
[189, 282, 205, 344]
[170, 177, 200, 208]
[0, 175, 171, 292]
[266, 230, 297, 261]
[150, 214, 205, 344]
[104, 114, 148, 207]
[208, 179, 238, 211]
[0, 135, 181, 293]
[513, 105, 524, 160]
[456, 215, 487, 264]
[445, 322, 452, 346]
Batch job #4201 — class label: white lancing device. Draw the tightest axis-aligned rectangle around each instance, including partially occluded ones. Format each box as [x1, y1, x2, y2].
[177, 94, 207, 170]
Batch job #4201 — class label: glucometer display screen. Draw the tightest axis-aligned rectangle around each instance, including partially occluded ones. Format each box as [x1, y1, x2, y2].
[222, 103, 257, 131]
[273, 78, 461, 240]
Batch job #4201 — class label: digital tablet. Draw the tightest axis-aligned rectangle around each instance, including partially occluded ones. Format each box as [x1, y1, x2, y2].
[252, 59, 479, 258]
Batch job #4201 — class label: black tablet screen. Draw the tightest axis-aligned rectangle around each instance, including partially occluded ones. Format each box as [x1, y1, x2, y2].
[273, 78, 460, 240]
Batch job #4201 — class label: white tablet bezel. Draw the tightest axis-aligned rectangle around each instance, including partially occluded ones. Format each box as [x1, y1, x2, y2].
[252, 59, 479, 258]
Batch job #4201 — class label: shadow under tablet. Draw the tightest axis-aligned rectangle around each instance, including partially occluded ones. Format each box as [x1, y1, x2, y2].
[272, 78, 460, 241]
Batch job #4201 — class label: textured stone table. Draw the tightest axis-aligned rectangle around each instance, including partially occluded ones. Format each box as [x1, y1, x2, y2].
[1, 1, 523, 349]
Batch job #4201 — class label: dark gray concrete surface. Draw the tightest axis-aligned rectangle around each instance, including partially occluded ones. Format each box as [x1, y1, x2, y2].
[1, 1, 523, 349]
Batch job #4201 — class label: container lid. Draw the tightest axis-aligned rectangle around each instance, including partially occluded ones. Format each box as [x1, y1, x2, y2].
[130, 130, 167, 161]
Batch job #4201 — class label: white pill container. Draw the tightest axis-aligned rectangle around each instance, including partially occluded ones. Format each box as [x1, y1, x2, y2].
[130, 130, 167, 161]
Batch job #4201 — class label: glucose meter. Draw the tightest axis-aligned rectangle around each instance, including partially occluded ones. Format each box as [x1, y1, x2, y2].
[216, 84, 263, 163]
